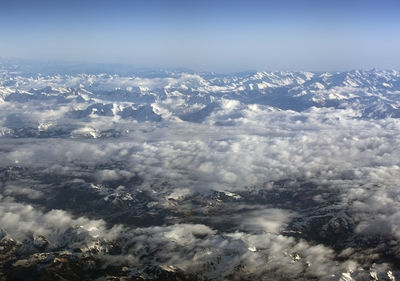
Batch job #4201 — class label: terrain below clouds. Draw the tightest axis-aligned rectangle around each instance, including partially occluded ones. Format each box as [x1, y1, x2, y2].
[0, 63, 400, 280]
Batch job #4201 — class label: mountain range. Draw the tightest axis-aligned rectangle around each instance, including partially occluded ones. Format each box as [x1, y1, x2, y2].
[1, 64, 400, 280]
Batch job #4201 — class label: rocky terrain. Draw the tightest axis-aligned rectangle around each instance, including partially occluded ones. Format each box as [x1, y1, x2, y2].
[1, 62, 400, 280]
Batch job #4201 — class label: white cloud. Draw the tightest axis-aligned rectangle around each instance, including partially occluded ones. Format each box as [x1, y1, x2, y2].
[2, 69, 400, 279]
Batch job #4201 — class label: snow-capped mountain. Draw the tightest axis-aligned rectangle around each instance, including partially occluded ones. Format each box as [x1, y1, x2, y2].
[1, 67, 400, 138]
[1, 64, 400, 281]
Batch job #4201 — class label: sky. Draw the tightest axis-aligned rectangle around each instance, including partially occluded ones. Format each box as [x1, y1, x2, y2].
[0, 0, 400, 72]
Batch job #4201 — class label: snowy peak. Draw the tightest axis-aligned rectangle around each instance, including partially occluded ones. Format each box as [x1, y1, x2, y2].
[1, 68, 400, 138]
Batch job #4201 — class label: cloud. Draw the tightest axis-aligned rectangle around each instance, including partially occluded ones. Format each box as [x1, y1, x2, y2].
[2, 69, 400, 279]
[238, 208, 294, 233]
[0, 197, 120, 245]
[4, 184, 44, 199]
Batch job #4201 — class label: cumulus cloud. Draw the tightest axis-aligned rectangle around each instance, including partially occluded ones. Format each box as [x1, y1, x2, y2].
[0, 197, 121, 245]
[238, 208, 294, 233]
[0, 194, 366, 280]
[1, 68, 400, 279]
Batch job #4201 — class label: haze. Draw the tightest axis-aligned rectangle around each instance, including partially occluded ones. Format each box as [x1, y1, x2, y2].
[1, 0, 399, 72]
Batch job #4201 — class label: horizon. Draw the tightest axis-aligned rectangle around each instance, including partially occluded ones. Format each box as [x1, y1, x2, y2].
[1, 57, 399, 75]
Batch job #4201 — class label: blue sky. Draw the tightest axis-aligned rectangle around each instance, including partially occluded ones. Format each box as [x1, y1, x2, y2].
[1, 0, 399, 71]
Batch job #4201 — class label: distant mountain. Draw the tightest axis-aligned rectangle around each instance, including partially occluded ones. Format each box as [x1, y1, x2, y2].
[1, 68, 400, 138]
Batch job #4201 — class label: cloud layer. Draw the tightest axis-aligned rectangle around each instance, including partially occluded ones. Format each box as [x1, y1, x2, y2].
[1, 66, 400, 280]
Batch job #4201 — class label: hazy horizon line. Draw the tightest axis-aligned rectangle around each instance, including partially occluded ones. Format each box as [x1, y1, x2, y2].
[1, 56, 399, 75]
